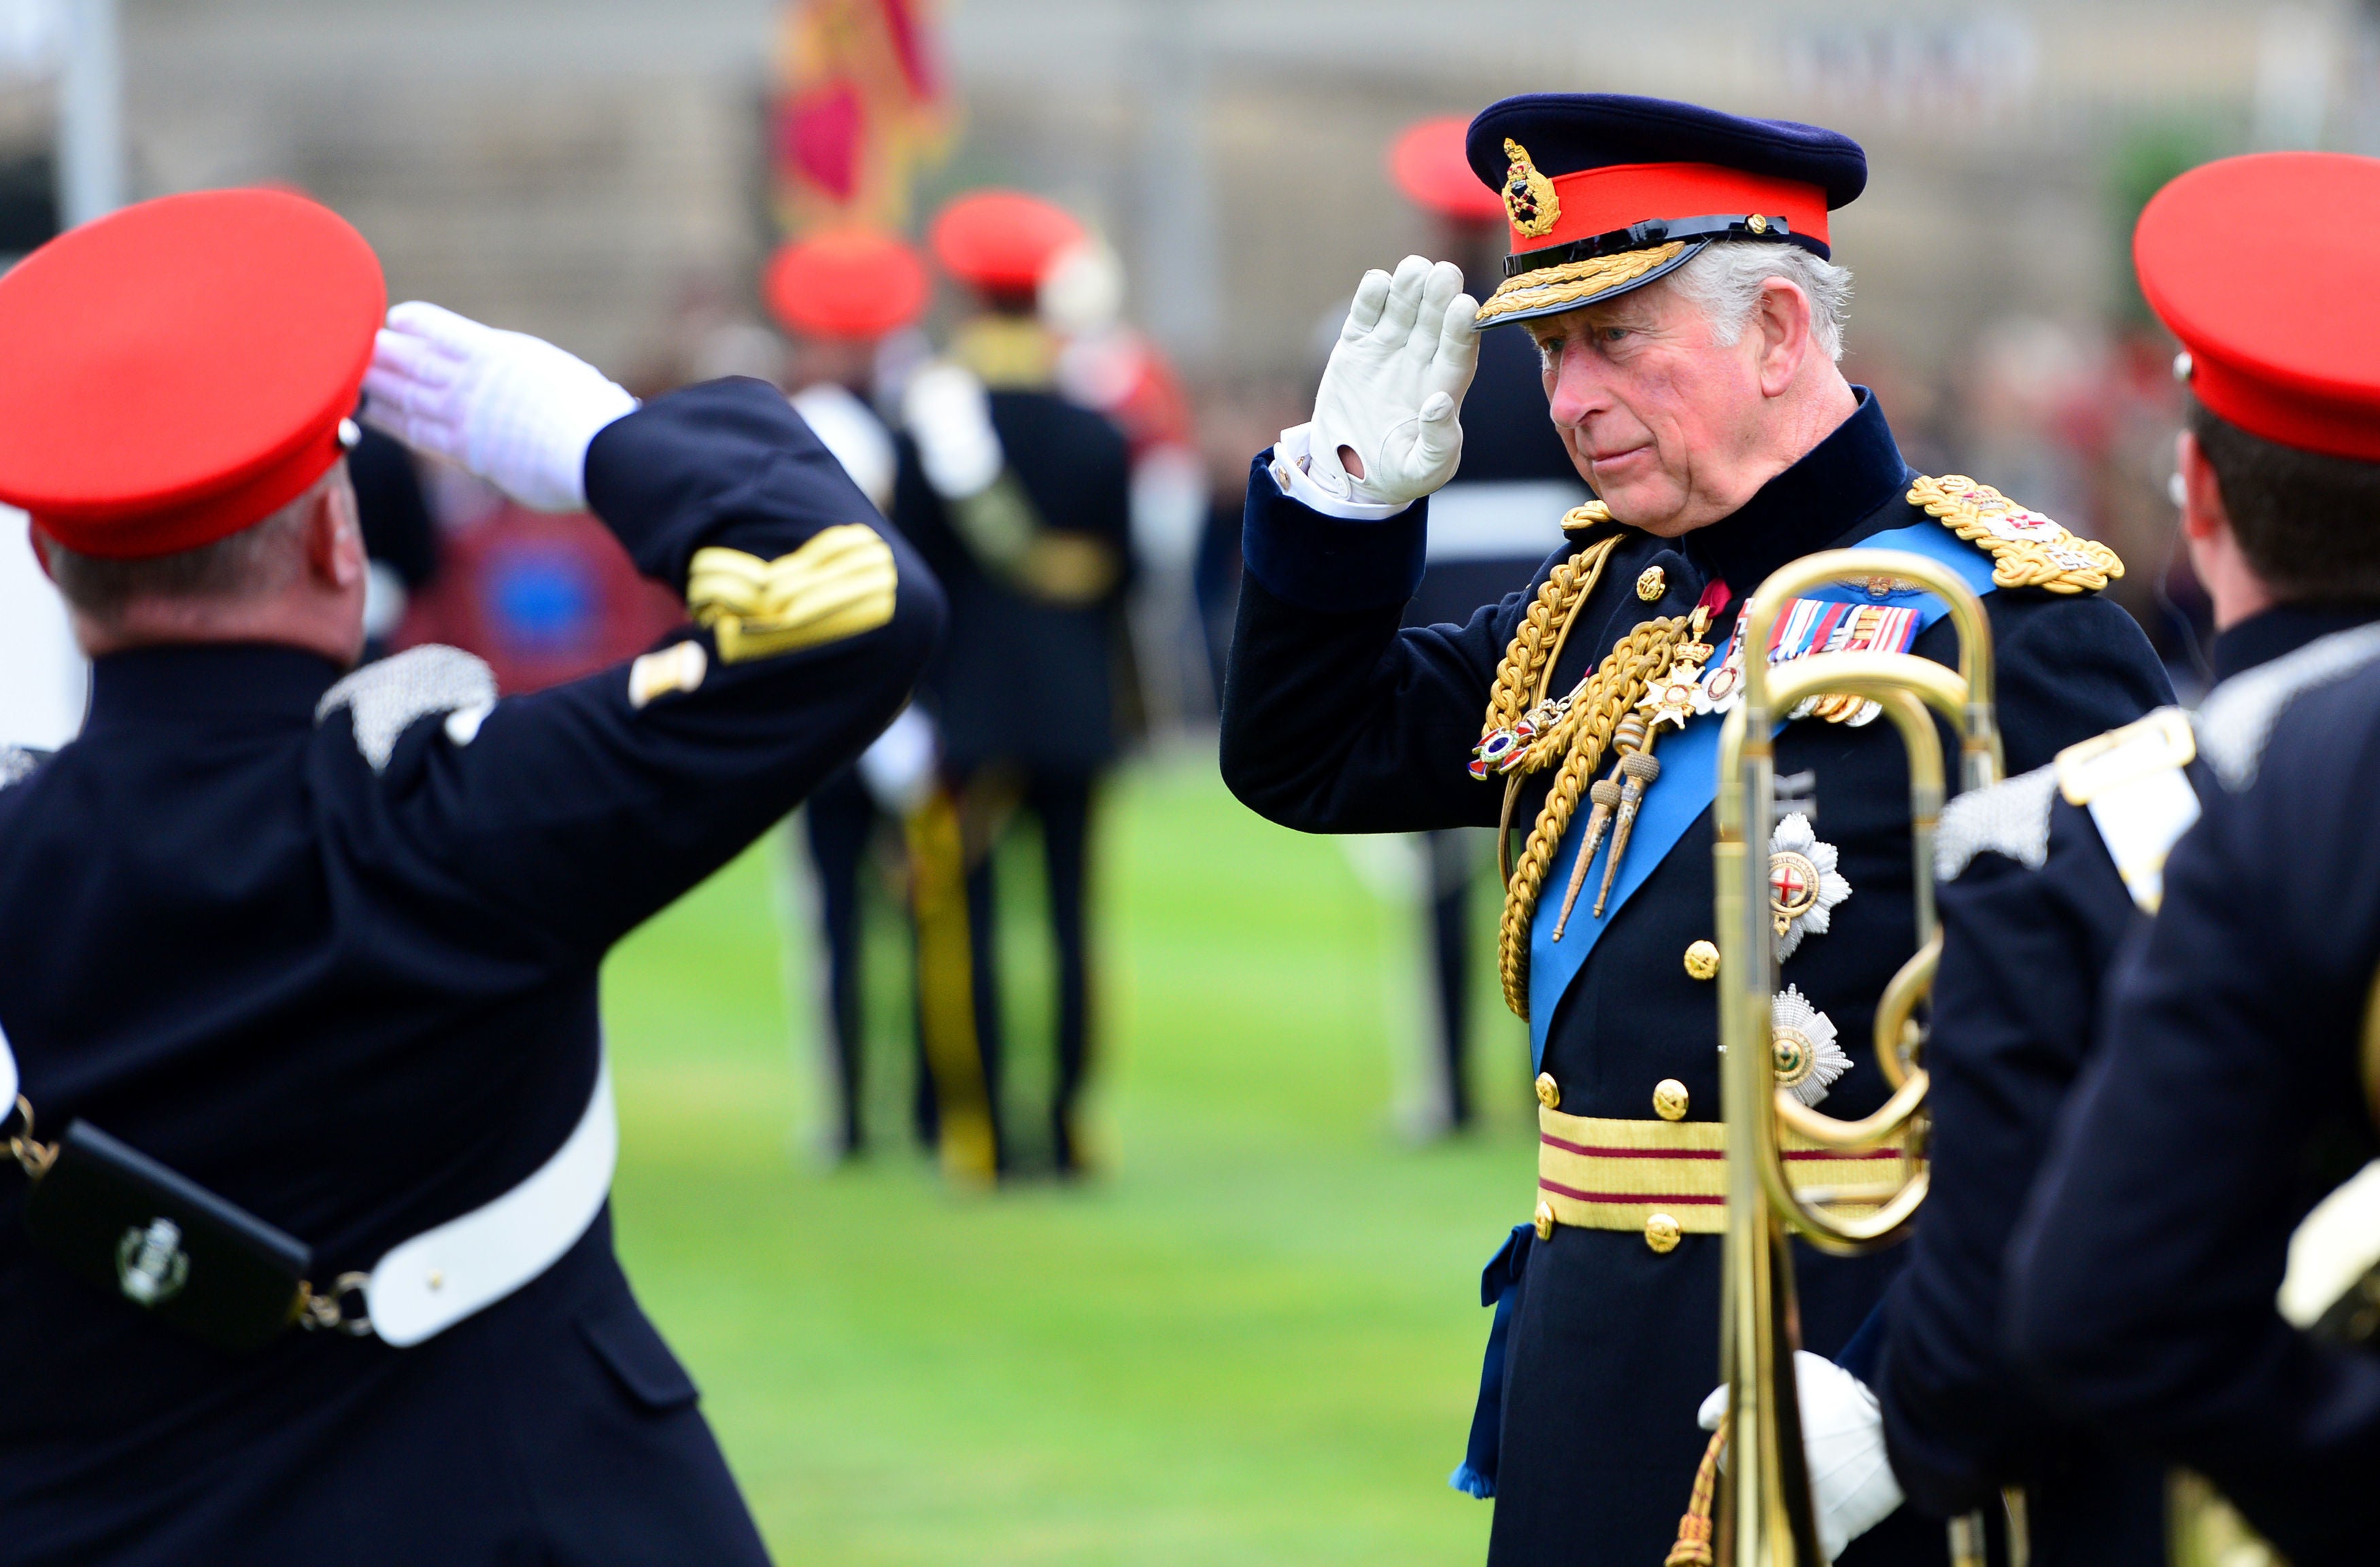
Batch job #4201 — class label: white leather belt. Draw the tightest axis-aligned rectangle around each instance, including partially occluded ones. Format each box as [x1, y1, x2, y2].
[364, 1056, 617, 1346]
[1, 1018, 615, 1349]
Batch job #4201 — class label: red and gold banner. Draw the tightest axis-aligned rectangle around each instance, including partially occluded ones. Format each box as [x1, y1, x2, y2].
[770, 0, 953, 236]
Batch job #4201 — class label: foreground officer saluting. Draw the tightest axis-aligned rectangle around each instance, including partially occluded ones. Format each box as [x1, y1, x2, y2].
[1219, 93, 2168, 1565]
[0, 189, 940, 1563]
[2003, 151, 2380, 1564]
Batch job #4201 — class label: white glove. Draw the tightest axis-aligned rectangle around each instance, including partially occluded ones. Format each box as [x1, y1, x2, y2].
[855, 705, 937, 816]
[1298, 254, 1478, 507]
[902, 361, 1004, 501]
[362, 301, 637, 513]
[1697, 1351, 1904, 1563]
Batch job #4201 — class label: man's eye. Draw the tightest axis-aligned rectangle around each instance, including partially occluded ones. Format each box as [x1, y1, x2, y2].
[1602, 326, 1629, 343]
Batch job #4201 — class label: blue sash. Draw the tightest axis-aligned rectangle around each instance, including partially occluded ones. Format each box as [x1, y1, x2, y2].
[1523, 519, 1999, 1065]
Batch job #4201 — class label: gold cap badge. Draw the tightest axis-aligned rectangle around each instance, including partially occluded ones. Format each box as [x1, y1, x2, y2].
[1502, 139, 1560, 240]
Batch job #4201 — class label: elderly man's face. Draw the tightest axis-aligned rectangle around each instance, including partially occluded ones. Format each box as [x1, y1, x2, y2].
[1525, 275, 1782, 537]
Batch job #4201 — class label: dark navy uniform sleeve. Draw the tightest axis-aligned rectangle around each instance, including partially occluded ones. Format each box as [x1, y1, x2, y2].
[1221, 455, 1552, 834]
[1875, 793, 2145, 1521]
[2007, 669, 2380, 1563]
[321, 375, 945, 961]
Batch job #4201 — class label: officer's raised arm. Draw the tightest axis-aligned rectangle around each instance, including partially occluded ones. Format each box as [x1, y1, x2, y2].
[355, 300, 946, 956]
[1219, 254, 1515, 835]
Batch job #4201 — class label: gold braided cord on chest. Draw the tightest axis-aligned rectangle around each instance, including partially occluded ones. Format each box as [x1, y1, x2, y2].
[1474, 479, 2124, 1022]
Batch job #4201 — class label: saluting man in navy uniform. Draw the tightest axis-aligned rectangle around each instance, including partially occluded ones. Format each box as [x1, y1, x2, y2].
[2001, 152, 2380, 1566]
[0, 189, 941, 1564]
[1219, 94, 2169, 1565]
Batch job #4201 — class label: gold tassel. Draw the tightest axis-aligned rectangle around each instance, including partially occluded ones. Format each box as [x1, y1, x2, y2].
[903, 789, 998, 1187]
[1595, 740, 1663, 918]
[1665, 1420, 1728, 1567]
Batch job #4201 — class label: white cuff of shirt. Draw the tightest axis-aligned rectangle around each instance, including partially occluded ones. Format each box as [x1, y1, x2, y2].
[1268, 423, 1414, 522]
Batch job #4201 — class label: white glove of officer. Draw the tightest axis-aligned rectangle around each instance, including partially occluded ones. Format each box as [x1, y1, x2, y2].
[362, 301, 637, 513]
[1284, 254, 1478, 512]
[902, 361, 1004, 502]
[855, 705, 938, 817]
[1697, 1351, 1904, 1563]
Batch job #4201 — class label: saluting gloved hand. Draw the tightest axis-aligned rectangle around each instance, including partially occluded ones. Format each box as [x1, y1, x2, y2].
[1289, 254, 1479, 509]
[1697, 1351, 1904, 1563]
[362, 301, 637, 513]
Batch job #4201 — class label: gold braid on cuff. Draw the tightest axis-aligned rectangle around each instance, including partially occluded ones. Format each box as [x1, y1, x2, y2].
[687, 524, 898, 664]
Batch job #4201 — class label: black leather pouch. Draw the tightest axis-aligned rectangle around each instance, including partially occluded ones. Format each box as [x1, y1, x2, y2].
[22, 1120, 312, 1354]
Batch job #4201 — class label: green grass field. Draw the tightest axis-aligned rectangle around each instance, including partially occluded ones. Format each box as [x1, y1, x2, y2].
[598, 751, 1537, 1565]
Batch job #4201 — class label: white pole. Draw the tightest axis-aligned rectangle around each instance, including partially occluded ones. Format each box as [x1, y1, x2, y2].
[56, 0, 121, 227]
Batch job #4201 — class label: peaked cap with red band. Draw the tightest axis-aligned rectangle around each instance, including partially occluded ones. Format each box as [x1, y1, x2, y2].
[1391, 116, 1506, 224]
[0, 188, 385, 559]
[928, 190, 1086, 294]
[764, 229, 930, 341]
[1462, 93, 1866, 328]
[2138, 152, 2380, 462]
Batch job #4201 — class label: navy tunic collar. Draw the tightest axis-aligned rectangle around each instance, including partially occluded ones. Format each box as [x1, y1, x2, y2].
[2209, 603, 2380, 685]
[84, 643, 345, 733]
[1680, 388, 1911, 596]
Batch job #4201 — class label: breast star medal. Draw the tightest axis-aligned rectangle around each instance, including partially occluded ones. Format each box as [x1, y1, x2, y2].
[1769, 986, 1850, 1106]
[1767, 812, 1852, 959]
[1634, 612, 1715, 734]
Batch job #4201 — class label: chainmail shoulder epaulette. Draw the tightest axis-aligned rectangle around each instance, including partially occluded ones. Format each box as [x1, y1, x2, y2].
[1933, 761, 2058, 882]
[2195, 621, 2380, 792]
[316, 644, 498, 773]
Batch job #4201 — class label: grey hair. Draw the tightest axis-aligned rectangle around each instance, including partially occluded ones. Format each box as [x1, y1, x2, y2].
[1666, 241, 1852, 362]
[38, 471, 330, 621]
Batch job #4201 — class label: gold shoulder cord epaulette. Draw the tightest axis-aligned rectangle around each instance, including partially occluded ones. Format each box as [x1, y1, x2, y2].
[1470, 503, 1714, 1019]
[1906, 474, 2124, 593]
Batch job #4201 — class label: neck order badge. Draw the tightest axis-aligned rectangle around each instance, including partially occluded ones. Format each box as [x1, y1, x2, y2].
[1524, 517, 2001, 1064]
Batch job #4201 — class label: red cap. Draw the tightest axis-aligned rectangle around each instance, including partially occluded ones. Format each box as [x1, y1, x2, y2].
[928, 190, 1085, 293]
[0, 188, 384, 559]
[764, 230, 930, 341]
[1390, 116, 1506, 224]
[2138, 152, 2380, 461]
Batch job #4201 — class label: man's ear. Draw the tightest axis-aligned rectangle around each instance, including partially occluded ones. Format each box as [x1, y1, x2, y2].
[2176, 429, 2230, 545]
[1754, 277, 1813, 399]
[29, 526, 54, 584]
[305, 467, 366, 591]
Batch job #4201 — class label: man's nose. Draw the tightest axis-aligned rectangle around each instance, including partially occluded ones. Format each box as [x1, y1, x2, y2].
[1546, 340, 1610, 428]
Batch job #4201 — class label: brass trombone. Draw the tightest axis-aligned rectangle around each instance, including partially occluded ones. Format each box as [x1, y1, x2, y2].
[1711, 549, 2002, 1567]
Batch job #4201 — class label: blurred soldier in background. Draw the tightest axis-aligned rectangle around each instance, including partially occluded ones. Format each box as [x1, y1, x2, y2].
[763, 228, 942, 1161]
[2004, 150, 2380, 1566]
[1041, 235, 1208, 726]
[898, 190, 1134, 1178]
[0, 188, 941, 1562]
[1387, 115, 1589, 1135]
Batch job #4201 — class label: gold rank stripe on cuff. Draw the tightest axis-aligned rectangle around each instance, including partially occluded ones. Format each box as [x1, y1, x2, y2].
[1535, 1105, 1908, 1235]
[685, 525, 898, 664]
